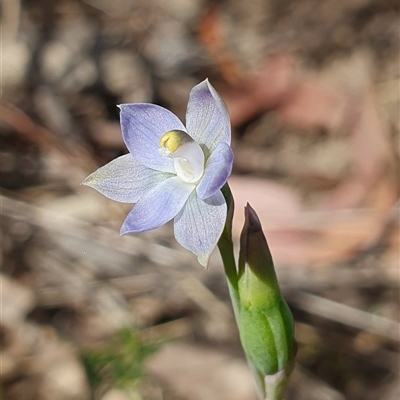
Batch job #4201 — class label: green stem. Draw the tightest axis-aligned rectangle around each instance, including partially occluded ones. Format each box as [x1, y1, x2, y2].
[218, 183, 240, 319]
[218, 235, 240, 319]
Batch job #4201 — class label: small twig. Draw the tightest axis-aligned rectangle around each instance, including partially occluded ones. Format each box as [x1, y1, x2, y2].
[0, 193, 194, 268]
[0, 102, 98, 185]
[288, 291, 400, 342]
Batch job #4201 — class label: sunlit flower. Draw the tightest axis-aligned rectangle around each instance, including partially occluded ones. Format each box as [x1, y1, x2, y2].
[83, 79, 233, 266]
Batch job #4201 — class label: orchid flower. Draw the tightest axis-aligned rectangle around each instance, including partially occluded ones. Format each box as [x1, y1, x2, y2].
[83, 79, 233, 266]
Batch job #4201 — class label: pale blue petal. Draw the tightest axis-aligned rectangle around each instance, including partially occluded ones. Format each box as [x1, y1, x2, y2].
[186, 79, 231, 152]
[82, 154, 172, 203]
[120, 176, 195, 234]
[196, 142, 233, 200]
[119, 103, 186, 173]
[174, 190, 227, 267]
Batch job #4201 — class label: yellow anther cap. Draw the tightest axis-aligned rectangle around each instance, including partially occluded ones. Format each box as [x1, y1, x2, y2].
[160, 130, 192, 153]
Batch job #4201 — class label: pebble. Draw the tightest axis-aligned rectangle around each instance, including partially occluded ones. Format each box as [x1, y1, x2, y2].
[100, 50, 152, 102]
[1, 274, 35, 327]
[0, 40, 30, 88]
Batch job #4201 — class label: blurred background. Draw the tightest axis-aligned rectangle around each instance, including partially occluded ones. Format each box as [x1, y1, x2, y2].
[1, 0, 399, 399]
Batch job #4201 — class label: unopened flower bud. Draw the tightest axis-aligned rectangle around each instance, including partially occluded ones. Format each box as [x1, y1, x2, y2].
[237, 204, 296, 399]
